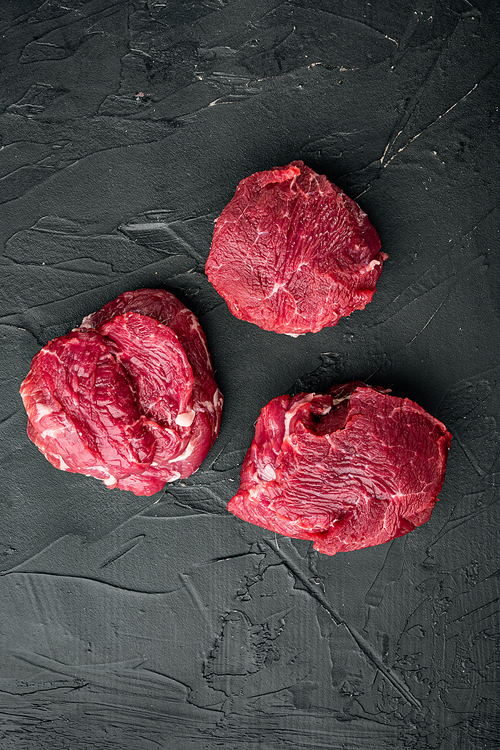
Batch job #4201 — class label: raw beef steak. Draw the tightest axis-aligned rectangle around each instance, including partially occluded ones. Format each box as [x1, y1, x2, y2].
[228, 382, 451, 555]
[205, 161, 387, 335]
[20, 289, 223, 496]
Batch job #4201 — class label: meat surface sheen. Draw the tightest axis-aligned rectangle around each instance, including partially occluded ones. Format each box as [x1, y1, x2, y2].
[228, 382, 451, 555]
[205, 161, 387, 335]
[20, 289, 223, 496]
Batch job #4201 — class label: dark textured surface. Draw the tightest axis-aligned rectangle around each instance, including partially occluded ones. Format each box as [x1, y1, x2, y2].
[1, 1, 499, 748]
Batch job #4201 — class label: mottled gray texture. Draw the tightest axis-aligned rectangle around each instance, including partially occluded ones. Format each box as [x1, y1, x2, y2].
[0, 0, 499, 748]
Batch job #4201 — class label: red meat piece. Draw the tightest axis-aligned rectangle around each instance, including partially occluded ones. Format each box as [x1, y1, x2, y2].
[206, 161, 387, 335]
[20, 289, 223, 496]
[228, 382, 451, 555]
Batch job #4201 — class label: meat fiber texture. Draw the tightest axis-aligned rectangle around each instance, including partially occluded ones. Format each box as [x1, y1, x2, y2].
[205, 160, 387, 335]
[20, 289, 223, 496]
[228, 382, 451, 555]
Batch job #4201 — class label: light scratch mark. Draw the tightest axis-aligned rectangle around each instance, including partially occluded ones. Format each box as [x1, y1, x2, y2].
[14, 650, 146, 678]
[293, 4, 400, 44]
[404, 294, 449, 348]
[264, 538, 422, 709]
[450, 433, 486, 478]
[0, 682, 89, 697]
[179, 572, 213, 628]
[0, 256, 196, 334]
[5, 257, 115, 277]
[99, 535, 145, 569]
[139, 512, 209, 521]
[0, 535, 71, 577]
[448, 596, 500, 624]
[383, 82, 482, 167]
[4, 571, 180, 596]
[23, 574, 57, 660]
[429, 499, 494, 549]
[381, 57, 500, 171]
[0, 410, 21, 427]
[209, 550, 254, 563]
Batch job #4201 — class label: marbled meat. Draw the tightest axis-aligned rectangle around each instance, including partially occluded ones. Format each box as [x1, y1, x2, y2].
[206, 161, 387, 335]
[20, 289, 223, 496]
[228, 382, 451, 555]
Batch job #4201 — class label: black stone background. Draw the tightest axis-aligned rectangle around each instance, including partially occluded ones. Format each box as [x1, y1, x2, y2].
[1, 1, 499, 748]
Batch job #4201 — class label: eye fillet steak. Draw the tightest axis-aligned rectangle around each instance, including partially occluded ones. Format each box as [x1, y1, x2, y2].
[228, 382, 451, 555]
[205, 161, 387, 335]
[20, 289, 223, 496]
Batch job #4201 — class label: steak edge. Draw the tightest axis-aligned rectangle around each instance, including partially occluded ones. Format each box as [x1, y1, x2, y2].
[206, 161, 387, 335]
[20, 289, 223, 496]
[228, 382, 451, 555]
